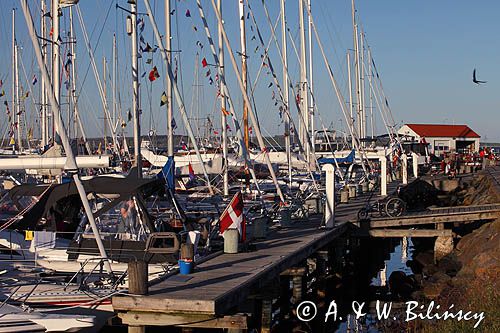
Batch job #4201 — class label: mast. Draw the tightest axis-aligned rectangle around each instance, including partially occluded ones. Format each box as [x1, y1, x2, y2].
[52, 0, 60, 139]
[368, 41, 375, 138]
[360, 27, 367, 142]
[218, 0, 228, 197]
[130, 0, 142, 177]
[40, 1, 48, 147]
[11, 9, 16, 152]
[20, 0, 112, 274]
[351, 0, 364, 145]
[103, 57, 108, 150]
[298, 0, 310, 165]
[165, 0, 175, 190]
[307, 0, 315, 165]
[238, 0, 249, 150]
[69, 6, 92, 155]
[209, 0, 285, 202]
[281, 0, 292, 188]
[112, 34, 117, 135]
[347, 51, 355, 148]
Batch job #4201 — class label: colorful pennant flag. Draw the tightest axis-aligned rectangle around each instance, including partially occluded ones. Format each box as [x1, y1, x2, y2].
[32, 75, 37, 85]
[201, 57, 208, 68]
[148, 66, 160, 82]
[160, 92, 168, 107]
[185, 9, 191, 17]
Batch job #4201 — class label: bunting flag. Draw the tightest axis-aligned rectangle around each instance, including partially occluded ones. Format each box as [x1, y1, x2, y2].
[146, 58, 152, 64]
[0, 90, 4, 97]
[268, 82, 273, 88]
[226, 124, 232, 132]
[221, 107, 230, 116]
[9, 137, 15, 146]
[209, 77, 214, 85]
[141, 43, 153, 53]
[139, 35, 145, 45]
[24, 91, 29, 98]
[160, 92, 168, 106]
[0, 79, 2, 88]
[196, 41, 203, 49]
[201, 57, 208, 68]
[141, 71, 147, 78]
[188, 163, 195, 181]
[138, 17, 145, 33]
[43, 11, 51, 18]
[171, 118, 177, 129]
[170, 9, 175, 15]
[185, 9, 191, 17]
[27, 127, 33, 140]
[127, 109, 132, 122]
[64, 58, 72, 77]
[214, 130, 219, 135]
[32, 75, 37, 85]
[148, 66, 160, 82]
[205, 69, 211, 77]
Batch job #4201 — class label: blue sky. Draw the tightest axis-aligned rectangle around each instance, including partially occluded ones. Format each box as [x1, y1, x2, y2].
[1, 0, 499, 143]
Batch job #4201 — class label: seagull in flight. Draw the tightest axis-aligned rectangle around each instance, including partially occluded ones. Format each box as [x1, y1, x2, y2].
[473, 68, 487, 84]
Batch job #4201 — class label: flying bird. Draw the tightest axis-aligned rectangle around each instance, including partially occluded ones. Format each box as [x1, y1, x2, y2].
[473, 68, 487, 84]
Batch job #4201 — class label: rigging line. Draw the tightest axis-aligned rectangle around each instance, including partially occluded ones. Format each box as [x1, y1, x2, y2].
[259, 1, 323, 182]
[73, 2, 114, 107]
[302, 0, 372, 176]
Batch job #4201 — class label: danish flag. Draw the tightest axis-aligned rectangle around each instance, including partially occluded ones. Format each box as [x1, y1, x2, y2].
[219, 191, 246, 242]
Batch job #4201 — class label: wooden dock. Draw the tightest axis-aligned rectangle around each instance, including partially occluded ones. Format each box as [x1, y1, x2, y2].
[112, 168, 500, 331]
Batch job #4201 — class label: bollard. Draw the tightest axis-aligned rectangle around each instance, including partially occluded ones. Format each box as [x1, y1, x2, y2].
[340, 188, 349, 203]
[322, 164, 335, 228]
[348, 184, 357, 198]
[224, 229, 239, 253]
[279, 206, 292, 227]
[252, 215, 268, 239]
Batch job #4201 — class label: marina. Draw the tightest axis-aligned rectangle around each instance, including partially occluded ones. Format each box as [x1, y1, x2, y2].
[0, 0, 498, 332]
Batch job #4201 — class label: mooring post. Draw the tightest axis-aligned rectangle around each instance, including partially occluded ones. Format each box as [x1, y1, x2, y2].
[379, 155, 387, 196]
[322, 163, 335, 228]
[260, 298, 273, 333]
[411, 152, 419, 178]
[402, 153, 408, 184]
[128, 259, 148, 333]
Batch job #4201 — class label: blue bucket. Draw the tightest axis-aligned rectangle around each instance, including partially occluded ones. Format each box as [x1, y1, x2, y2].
[179, 260, 193, 275]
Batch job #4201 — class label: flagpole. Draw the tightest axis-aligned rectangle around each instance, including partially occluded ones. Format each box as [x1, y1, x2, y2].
[347, 51, 355, 148]
[238, 0, 249, 151]
[20, 0, 112, 275]
[40, 1, 47, 148]
[307, 0, 315, 169]
[15, 41, 22, 152]
[218, 0, 228, 197]
[11, 8, 16, 152]
[130, 0, 142, 178]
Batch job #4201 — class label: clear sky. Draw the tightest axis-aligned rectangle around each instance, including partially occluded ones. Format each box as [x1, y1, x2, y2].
[0, 0, 499, 143]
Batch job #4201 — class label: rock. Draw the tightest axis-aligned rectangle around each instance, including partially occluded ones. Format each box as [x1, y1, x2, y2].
[429, 271, 451, 284]
[422, 281, 447, 299]
[422, 264, 438, 276]
[434, 236, 453, 262]
[415, 251, 434, 267]
[389, 271, 417, 299]
[436, 255, 461, 276]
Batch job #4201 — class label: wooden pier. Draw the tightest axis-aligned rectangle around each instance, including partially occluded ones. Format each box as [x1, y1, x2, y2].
[112, 168, 500, 331]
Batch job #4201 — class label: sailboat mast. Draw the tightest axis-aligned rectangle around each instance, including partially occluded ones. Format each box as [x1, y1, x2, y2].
[52, 0, 60, 138]
[368, 42, 375, 138]
[307, 0, 315, 165]
[112, 34, 117, 135]
[218, 0, 229, 197]
[11, 8, 16, 151]
[20, 0, 112, 274]
[130, 0, 142, 177]
[40, 0, 48, 148]
[238, 1, 249, 150]
[165, 0, 174, 174]
[347, 51, 355, 148]
[103, 57, 108, 150]
[281, 0, 292, 188]
[351, 0, 364, 145]
[299, 0, 310, 165]
[360, 27, 367, 142]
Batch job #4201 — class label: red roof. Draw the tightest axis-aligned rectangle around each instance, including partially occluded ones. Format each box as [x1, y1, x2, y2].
[405, 124, 480, 138]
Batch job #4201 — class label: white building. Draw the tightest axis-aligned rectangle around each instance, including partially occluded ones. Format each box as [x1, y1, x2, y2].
[398, 124, 480, 156]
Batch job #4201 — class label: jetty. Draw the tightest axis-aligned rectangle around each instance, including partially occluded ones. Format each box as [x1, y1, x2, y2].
[112, 167, 500, 332]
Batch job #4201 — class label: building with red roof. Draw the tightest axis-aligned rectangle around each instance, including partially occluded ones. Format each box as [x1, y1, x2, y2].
[398, 124, 480, 156]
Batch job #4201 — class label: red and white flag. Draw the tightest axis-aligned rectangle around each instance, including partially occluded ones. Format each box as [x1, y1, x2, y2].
[219, 191, 246, 242]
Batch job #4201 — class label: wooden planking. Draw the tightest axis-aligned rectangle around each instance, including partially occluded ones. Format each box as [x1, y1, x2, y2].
[119, 312, 248, 329]
[369, 229, 452, 238]
[370, 209, 500, 228]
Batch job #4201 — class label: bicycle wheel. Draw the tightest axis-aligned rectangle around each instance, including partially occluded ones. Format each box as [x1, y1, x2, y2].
[357, 208, 369, 220]
[385, 197, 406, 217]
